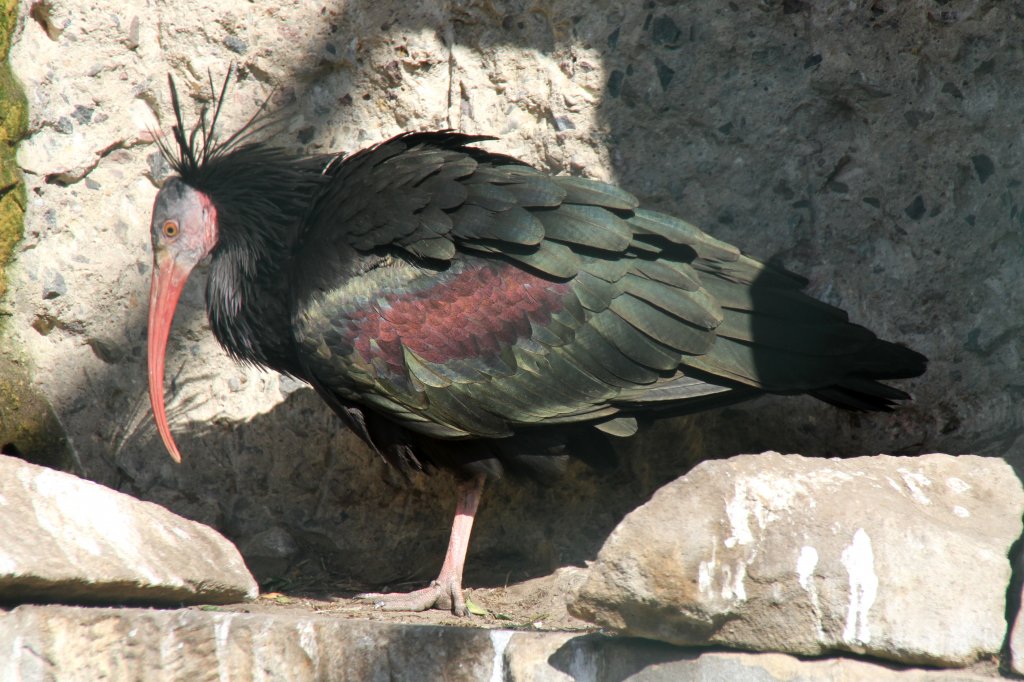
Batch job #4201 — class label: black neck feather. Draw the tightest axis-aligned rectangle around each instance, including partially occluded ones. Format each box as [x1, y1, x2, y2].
[201, 145, 330, 375]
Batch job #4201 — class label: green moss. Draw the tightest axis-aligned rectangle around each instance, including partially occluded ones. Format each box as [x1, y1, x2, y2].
[0, 352, 74, 470]
[0, 2, 71, 470]
[0, 0, 27, 303]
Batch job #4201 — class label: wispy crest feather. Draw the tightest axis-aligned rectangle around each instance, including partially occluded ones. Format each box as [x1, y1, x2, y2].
[154, 67, 279, 183]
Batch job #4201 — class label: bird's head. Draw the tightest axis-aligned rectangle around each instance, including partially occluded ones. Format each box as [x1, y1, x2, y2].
[146, 71, 247, 464]
[147, 178, 219, 463]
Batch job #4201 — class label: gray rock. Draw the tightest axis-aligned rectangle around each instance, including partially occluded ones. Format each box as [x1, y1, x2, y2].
[0, 605, 497, 682]
[570, 453, 1023, 668]
[0, 604, 998, 682]
[505, 632, 998, 681]
[223, 35, 247, 54]
[239, 526, 300, 582]
[41, 270, 64, 299]
[0, 454, 257, 605]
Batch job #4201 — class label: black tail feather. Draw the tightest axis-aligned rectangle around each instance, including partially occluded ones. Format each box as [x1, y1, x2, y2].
[809, 340, 926, 411]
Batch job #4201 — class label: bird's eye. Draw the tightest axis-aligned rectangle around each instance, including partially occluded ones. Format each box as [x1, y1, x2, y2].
[162, 221, 179, 239]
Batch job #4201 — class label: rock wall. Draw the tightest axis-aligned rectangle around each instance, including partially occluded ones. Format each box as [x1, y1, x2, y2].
[3, 0, 1021, 591]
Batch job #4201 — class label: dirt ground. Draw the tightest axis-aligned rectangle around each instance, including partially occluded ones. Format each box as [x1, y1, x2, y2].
[208, 566, 596, 632]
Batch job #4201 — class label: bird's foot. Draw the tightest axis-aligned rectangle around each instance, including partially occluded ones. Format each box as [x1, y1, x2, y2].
[357, 475, 484, 617]
[357, 576, 468, 615]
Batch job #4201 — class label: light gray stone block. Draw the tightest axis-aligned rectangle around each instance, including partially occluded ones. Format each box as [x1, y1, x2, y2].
[0, 454, 257, 605]
[570, 453, 1023, 668]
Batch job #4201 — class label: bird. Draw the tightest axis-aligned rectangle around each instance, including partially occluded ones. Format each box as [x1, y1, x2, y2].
[146, 73, 926, 616]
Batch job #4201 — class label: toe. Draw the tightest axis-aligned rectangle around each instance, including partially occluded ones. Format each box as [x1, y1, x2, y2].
[355, 585, 444, 612]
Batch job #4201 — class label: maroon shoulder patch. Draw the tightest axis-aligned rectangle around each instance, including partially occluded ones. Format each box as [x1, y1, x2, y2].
[347, 262, 570, 370]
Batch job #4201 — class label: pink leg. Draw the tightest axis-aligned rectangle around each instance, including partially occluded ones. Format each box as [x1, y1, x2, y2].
[357, 473, 485, 616]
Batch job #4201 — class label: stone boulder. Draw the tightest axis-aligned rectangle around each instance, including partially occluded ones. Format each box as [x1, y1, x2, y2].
[569, 453, 1023, 668]
[0, 453, 257, 605]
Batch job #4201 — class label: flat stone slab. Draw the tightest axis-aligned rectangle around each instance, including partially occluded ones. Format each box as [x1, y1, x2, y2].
[569, 453, 1023, 668]
[0, 604, 1000, 681]
[0, 454, 257, 605]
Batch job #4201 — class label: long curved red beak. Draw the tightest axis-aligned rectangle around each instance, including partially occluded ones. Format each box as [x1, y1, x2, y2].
[147, 254, 192, 463]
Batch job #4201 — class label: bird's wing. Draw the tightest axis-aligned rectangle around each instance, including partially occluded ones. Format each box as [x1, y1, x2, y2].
[290, 132, 919, 441]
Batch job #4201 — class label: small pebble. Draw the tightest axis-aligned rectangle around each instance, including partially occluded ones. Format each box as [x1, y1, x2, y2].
[224, 35, 247, 54]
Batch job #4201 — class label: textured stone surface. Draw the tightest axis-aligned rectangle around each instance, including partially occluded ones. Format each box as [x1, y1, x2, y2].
[0, 605, 1001, 681]
[506, 632, 999, 681]
[0, 605, 495, 681]
[570, 453, 1023, 668]
[0, 453, 257, 605]
[1, 0, 1019, 630]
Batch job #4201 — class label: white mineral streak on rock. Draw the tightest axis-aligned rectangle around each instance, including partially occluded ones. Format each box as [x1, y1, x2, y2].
[0, 550, 15, 574]
[721, 474, 818, 603]
[796, 546, 818, 588]
[952, 505, 970, 518]
[897, 469, 932, 505]
[946, 477, 970, 494]
[699, 540, 747, 602]
[725, 474, 806, 548]
[724, 483, 754, 549]
[8, 634, 24, 674]
[215, 613, 235, 682]
[841, 529, 877, 649]
[721, 562, 747, 601]
[489, 630, 514, 682]
[297, 620, 319, 668]
[698, 544, 717, 595]
[797, 546, 825, 640]
[171, 526, 191, 541]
